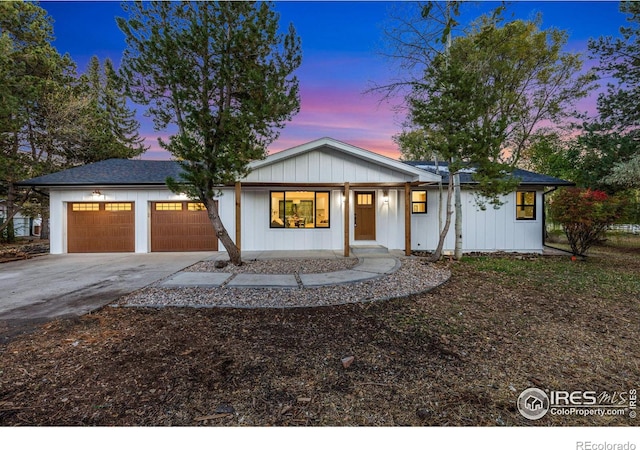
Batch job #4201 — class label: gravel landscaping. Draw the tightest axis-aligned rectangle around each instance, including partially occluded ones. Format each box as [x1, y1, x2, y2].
[117, 257, 451, 308]
[188, 257, 359, 274]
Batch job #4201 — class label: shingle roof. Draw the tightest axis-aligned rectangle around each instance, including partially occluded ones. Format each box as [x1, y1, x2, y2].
[403, 161, 574, 186]
[18, 159, 185, 186]
[18, 156, 574, 188]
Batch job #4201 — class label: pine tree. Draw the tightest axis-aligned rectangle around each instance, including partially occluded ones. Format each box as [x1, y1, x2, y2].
[117, 1, 301, 265]
[75, 55, 146, 164]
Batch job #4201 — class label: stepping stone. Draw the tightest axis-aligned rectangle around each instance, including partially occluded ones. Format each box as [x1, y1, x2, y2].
[299, 270, 380, 287]
[353, 257, 398, 274]
[161, 272, 232, 287]
[227, 274, 298, 288]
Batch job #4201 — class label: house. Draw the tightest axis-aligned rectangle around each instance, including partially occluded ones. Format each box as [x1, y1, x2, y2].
[18, 137, 572, 255]
[0, 200, 41, 238]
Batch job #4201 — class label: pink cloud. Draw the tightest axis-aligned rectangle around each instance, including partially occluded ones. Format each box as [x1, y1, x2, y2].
[267, 83, 403, 158]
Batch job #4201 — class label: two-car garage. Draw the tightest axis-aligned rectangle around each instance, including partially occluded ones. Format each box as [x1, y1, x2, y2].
[66, 201, 218, 253]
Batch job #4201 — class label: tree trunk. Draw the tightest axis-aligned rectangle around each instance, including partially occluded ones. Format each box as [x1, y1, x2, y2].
[40, 208, 50, 240]
[6, 182, 17, 244]
[204, 197, 241, 265]
[453, 172, 462, 260]
[429, 175, 455, 262]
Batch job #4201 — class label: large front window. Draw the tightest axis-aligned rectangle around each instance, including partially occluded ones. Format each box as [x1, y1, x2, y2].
[270, 191, 330, 228]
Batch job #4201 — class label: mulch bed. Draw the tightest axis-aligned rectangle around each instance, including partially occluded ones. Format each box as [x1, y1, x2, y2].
[0, 243, 638, 426]
[0, 240, 49, 263]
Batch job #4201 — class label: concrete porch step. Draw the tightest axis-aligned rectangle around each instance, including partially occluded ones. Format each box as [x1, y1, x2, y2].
[350, 245, 389, 255]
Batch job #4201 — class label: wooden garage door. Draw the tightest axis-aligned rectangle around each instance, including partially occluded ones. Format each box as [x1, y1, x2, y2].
[151, 202, 218, 252]
[67, 202, 135, 253]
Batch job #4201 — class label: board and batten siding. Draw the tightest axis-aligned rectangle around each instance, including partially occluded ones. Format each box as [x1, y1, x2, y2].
[411, 189, 544, 253]
[244, 147, 417, 184]
[239, 188, 407, 251]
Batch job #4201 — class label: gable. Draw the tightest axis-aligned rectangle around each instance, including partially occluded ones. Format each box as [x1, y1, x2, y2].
[244, 138, 440, 184]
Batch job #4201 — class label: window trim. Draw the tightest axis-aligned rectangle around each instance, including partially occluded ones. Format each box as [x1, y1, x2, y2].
[411, 190, 428, 214]
[515, 191, 536, 221]
[269, 190, 331, 229]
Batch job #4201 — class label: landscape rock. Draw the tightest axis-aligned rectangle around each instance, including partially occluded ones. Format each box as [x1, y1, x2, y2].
[341, 355, 354, 368]
[213, 260, 228, 269]
[416, 408, 431, 420]
[214, 404, 235, 414]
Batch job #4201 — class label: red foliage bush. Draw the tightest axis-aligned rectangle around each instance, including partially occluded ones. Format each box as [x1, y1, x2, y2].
[549, 188, 626, 255]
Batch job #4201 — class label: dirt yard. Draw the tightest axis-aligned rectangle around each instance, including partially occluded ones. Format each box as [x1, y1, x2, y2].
[0, 236, 638, 426]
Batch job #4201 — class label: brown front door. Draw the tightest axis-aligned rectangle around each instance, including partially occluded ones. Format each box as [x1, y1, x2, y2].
[67, 202, 135, 253]
[151, 201, 218, 252]
[354, 191, 376, 240]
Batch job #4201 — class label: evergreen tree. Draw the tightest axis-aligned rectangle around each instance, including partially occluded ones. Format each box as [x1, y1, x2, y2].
[117, 1, 301, 265]
[587, 1, 640, 189]
[74, 55, 146, 164]
[0, 1, 75, 241]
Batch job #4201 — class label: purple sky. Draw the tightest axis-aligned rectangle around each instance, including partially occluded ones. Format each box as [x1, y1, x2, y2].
[40, 1, 627, 160]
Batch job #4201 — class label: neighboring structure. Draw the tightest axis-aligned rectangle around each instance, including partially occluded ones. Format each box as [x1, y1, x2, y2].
[18, 137, 573, 255]
[0, 201, 41, 238]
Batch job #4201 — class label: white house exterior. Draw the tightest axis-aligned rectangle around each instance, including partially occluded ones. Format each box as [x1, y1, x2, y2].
[19, 138, 572, 255]
[0, 203, 41, 238]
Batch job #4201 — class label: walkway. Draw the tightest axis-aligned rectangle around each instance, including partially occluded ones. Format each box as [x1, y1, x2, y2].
[159, 250, 401, 289]
[119, 250, 451, 309]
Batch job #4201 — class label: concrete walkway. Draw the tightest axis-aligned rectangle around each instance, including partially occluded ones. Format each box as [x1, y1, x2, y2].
[159, 250, 402, 289]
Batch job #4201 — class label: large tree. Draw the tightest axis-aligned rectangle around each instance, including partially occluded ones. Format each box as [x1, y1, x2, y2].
[588, 1, 640, 189]
[525, 2, 640, 192]
[0, 2, 147, 241]
[117, 1, 301, 265]
[403, 10, 594, 260]
[0, 1, 76, 241]
[71, 55, 146, 164]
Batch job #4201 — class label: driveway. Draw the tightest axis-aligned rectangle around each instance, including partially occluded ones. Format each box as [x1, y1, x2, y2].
[0, 252, 214, 325]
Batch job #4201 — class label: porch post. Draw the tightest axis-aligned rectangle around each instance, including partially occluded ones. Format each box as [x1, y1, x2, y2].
[405, 182, 411, 256]
[344, 182, 350, 257]
[235, 181, 241, 251]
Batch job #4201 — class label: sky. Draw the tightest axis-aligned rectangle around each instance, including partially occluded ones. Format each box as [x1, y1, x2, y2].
[39, 1, 628, 160]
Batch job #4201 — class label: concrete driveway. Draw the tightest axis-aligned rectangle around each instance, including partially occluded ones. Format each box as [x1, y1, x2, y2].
[0, 252, 214, 322]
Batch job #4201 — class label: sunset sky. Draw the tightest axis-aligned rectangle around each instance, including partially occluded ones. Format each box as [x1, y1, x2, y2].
[40, 1, 627, 160]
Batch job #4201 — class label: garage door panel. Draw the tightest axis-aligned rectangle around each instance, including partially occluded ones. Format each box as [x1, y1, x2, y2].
[151, 202, 218, 252]
[67, 203, 134, 253]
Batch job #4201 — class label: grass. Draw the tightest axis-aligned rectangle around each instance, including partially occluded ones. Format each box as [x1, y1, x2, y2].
[0, 233, 638, 426]
[469, 255, 639, 300]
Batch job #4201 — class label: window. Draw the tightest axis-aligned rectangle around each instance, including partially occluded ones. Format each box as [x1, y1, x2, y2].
[72, 203, 99, 211]
[516, 191, 536, 220]
[270, 191, 330, 229]
[411, 191, 427, 214]
[105, 203, 132, 211]
[187, 202, 206, 211]
[155, 202, 182, 211]
[357, 193, 373, 205]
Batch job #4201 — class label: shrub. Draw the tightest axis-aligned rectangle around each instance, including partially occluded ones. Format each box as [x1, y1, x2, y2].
[549, 188, 626, 255]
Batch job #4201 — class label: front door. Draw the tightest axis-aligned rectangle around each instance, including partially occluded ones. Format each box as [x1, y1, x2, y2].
[354, 191, 376, 240]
